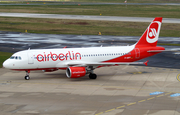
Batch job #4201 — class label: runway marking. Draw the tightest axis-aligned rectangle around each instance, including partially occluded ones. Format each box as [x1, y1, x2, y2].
[147, 97, 155, 100]
[165, 92, 172, 95]
[95, 92, 172, 115]
[170, 93, 180, 97]
[105, 108, 115, 113]
[150, 91, 164, 95]
[95, 112, 103, 115]
[127, 102, 136, 106]
[138, 100, 146, 103]
[176, 73, 180, 82]
[116, 105, 125, 109]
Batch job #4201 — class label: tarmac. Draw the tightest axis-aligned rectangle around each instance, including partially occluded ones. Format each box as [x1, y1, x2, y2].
[1, 65, 180, 115]
[0, 12, 180, 23]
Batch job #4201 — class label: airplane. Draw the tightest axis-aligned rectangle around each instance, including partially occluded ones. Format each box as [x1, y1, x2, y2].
[3, 17, 165, 80]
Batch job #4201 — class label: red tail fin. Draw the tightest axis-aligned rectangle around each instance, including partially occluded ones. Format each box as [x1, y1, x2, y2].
[135, 17, 162, 47]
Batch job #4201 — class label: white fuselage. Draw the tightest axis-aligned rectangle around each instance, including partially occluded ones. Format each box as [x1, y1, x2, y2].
[3, 45, 135, 70]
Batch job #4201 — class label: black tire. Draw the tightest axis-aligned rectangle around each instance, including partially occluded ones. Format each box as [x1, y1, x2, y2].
[25, 76, 30, 80]
[89, 73, 97, 79]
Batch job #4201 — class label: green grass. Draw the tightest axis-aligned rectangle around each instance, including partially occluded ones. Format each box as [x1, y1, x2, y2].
[0, 5, 180, 18]
[0, 52, 12, 68]
[1, 0, 180, 3]
[71, 0, 180, 3]
[0, 17, 180, 37]
[0, 3, 180, 36]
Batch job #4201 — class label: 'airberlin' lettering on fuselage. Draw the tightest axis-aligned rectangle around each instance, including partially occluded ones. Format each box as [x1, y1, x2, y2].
[37, 51, 81, 62]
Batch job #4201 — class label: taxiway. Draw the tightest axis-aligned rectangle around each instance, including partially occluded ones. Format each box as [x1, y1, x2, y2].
[0, 65, 180, 115]
[0, 12, 180, 23]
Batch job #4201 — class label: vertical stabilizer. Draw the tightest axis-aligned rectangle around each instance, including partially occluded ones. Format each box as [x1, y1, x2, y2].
[135, 17, 162, 47]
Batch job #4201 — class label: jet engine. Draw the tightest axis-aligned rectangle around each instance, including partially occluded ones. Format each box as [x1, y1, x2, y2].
[66, 67, 86, 78]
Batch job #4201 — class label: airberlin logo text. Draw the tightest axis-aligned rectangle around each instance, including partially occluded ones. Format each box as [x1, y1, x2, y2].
[37, 51, 81, 62]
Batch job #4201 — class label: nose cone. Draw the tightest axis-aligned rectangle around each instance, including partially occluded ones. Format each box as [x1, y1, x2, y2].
[3, 60, 11, 69]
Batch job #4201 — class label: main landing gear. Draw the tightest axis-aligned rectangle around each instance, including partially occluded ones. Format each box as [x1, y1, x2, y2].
[87, 66, 97, 79]
[89, 73, 97, 79]
[25, 71, 30, 80]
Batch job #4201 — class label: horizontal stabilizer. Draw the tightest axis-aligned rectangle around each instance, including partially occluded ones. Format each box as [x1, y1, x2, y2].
[148, 50, 180, 52]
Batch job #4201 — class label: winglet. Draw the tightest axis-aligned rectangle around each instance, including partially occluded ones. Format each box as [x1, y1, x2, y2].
[144, 60, 149, 66]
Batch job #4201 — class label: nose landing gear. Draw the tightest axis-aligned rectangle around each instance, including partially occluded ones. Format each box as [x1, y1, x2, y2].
[25, 71, 30, 80]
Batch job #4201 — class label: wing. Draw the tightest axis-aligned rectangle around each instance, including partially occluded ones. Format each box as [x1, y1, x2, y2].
[56, 60, 149, 68]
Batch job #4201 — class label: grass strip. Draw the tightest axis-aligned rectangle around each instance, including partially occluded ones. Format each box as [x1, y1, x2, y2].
[1, 0, 180, 3]
[71, 0, 180, 3]
[0, 17, 180, 37]
[0, 5, 180, 18]
[0, 52, 12, 68]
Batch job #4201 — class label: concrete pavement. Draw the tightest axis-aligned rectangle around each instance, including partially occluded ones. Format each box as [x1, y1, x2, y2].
[0, 12, 180, 23]
[0, 65, 180, 115]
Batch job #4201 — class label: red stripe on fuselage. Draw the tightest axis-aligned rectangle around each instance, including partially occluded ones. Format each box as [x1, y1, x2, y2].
[103, 46, 165, 63]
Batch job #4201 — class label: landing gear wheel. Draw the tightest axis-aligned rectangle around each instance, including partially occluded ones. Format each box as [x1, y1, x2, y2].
[25, 71, 30, 80]
[89, 73, 97, 79]
[25, 75, 30, 80]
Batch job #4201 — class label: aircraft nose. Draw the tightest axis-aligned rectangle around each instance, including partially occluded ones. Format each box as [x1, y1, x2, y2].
[3, 60, 11, 69]
[3, 60, 7, 68]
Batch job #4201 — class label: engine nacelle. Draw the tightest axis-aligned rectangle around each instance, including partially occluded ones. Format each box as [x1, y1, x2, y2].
[66, 67, 86, 78]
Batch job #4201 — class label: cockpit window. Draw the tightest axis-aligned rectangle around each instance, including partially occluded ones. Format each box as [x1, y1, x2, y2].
[10, 56, 14, 59]
[10, 56, 22, 60]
